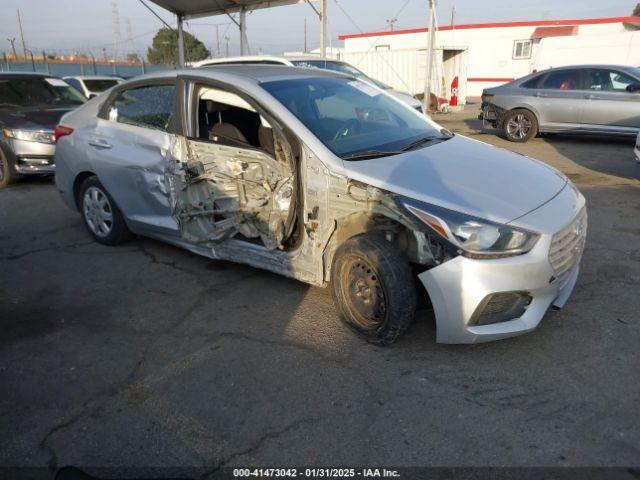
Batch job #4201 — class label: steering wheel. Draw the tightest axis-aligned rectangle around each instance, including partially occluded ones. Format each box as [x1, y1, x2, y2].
[332, 119, 361, 142]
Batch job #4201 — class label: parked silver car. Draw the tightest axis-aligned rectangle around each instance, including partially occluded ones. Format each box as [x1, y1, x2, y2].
[0, 73, 86, 188]
[55, 66, 587, 344]
[480, 65, 640, 142]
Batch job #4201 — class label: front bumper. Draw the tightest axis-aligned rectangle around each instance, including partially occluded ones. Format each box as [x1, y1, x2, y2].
[419, 188, 586, 344]
[6, 138, 56, 175]
[634, 145, 640, 163]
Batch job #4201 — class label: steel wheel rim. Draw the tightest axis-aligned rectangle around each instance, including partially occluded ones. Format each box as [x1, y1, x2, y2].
[0, 157, 5, 182]
[341, 256, 387, 331]
[83, 186, 113, 237]
[507, 114, 532, 139]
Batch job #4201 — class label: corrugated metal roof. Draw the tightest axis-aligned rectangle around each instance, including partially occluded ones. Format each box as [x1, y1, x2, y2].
[148, 0, 305, 19]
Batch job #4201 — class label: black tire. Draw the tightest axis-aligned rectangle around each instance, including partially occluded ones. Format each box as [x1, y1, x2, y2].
[78, 176, 133, 245]
[331, 234, 416, 345]
[0, 149, 17, 189]
[502, 109, 538, 143]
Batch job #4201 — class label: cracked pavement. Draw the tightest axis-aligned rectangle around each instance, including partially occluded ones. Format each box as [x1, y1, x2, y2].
[1, 106, 639, 475]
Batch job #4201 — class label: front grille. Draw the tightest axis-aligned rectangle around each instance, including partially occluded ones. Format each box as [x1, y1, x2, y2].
[549, 207, 587, 284]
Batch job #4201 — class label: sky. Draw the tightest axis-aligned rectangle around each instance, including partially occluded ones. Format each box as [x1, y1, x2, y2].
[0, 0, 635, 59]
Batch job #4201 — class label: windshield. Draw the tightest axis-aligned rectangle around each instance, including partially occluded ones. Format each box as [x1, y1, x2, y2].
[290, 60, 392, 89]
[0, 77, 86, 107]
[83, 79, 119, 92]
[262, 76, 443, 159]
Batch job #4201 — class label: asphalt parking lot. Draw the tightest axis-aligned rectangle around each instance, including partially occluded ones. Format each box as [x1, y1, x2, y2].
[1, 105, 639, 475]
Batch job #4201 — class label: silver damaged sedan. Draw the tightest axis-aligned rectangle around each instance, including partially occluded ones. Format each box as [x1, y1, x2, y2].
[54, 66, 587, 344]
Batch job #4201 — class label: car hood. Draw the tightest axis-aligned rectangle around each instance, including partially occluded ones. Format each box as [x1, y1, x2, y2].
[343, 134, 568, 225]
[0, 107, 75, 131]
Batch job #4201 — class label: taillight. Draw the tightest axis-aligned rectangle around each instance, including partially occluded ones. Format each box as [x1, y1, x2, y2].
[54, 125, 74, 143]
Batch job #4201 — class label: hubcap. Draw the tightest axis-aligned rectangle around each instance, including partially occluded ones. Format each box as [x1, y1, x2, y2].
[342, 257, 387, 331]
[83, 186, 113, 237]
[506, 114, 532, 139]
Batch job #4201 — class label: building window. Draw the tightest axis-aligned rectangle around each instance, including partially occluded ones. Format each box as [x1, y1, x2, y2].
[513, 40, 532, 60]
[375, 45, 390, 51]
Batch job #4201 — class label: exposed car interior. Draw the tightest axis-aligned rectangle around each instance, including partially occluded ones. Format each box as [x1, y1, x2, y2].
[168, 85, 298, 252]
[196, 88, 275, 156]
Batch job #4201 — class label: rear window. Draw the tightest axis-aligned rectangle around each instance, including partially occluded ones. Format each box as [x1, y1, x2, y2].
[107, 84, 175, 131]
[539, 70, 582, 90]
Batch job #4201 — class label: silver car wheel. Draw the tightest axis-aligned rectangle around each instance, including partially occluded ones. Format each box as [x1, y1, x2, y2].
[83, 186, 114, 237]
[506, 114, 532, 140]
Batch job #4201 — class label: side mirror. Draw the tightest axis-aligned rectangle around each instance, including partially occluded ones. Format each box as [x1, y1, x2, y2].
[626, 83, 640, 93]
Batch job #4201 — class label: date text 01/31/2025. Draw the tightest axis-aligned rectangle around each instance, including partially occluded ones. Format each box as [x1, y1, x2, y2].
[233, 468, 401, 478]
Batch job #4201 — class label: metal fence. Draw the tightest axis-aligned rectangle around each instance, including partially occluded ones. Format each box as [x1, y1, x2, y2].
[0, 56, 166, 79]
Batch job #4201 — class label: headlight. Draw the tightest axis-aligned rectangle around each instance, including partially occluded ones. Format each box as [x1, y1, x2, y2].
[403, 200, 539, 259]
[2, 129, 55, 145]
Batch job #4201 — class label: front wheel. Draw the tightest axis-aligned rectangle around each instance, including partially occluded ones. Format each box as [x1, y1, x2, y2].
[502, 109, 538, 142]
[79, 176, 132, 245]
[331, 234, 416, 345]
[0, 149, 17, 188]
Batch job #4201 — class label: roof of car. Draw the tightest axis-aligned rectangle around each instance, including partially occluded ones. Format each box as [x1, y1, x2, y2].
[129, 64, 349, 84]
[0, 72, 58, 79]
[193, 55, 344, 67]
[536, 64, 639, 72]
[63, 76, 123, 81]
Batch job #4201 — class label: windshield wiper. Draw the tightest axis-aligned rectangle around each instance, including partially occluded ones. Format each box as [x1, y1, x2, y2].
[401, 131, 453, 152]
[342, 150, 403, 161]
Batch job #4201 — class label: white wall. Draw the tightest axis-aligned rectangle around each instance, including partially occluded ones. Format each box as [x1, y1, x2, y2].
[341, 20, 640, 98]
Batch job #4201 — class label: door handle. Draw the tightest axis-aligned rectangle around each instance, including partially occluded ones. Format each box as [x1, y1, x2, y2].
[585, 94, 597, 100]
[534, 92, 547, 97]
[88, 138, 112, 149]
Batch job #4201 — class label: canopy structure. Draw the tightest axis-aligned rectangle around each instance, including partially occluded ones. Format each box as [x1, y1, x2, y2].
[146, 0, 327, 65]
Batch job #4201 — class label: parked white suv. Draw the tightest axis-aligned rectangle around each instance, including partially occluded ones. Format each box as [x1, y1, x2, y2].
[193, 55, 425, 113]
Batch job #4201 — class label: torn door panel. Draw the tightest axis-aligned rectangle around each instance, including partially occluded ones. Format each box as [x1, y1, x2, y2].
[167, 137, 295, 250]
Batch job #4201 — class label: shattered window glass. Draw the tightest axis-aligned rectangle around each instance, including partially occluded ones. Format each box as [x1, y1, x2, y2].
[110, 84, 175, 131]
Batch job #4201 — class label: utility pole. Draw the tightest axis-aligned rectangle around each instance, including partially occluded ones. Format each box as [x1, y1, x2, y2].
[225, 36, 230, 57]
[386, 18, 397, 31]
[215, 24, 220, 57]
[304, 18, 307, 53]
[239, 7, 248, 55]
[17, 9, 27, 59]
[423, 0, 437, 113]
[451, 6, 456, 31]
[319, 0, 327, 58]
[7, 38, 18, 60]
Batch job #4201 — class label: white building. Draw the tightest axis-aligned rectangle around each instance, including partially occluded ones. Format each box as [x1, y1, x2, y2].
[339, 15, 640, 103]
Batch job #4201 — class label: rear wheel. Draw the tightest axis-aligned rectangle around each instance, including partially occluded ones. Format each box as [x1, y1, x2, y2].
[79, 176, 132, 245]
[0, 150, 16, 188]
[331, 235, 416, 345]
[503, 109, 538, 142]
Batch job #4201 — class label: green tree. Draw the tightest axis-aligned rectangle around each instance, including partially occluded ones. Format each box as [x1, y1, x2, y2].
[147, 27, 210, 66]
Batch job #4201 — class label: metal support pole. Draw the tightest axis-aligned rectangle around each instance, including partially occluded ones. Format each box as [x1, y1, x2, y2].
[239, 7, 248, 55]
[423, 0, 437, 113]
[2, 52, 8, 72]
[320, 0, 327, 58]
[42, 50, 49, 73]
[177, 14, 185, 67]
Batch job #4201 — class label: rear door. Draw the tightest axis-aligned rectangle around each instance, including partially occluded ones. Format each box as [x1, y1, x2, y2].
[527, 68, 587, 129]
[580, 68, 640, 133]
[89, 81, 180, 236]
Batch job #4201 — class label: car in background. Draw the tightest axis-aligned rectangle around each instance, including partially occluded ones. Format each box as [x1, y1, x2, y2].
[63, 76, 124, 99]
[55, 66, 586, 345]
[635, 131, 640, 163]
[0, 73, 85, 188]
[480, 65, 640, 142]
[193, 55, 425, 113]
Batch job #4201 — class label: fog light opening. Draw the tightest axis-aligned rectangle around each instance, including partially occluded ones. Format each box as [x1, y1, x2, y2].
[470, 291, 532, 326]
